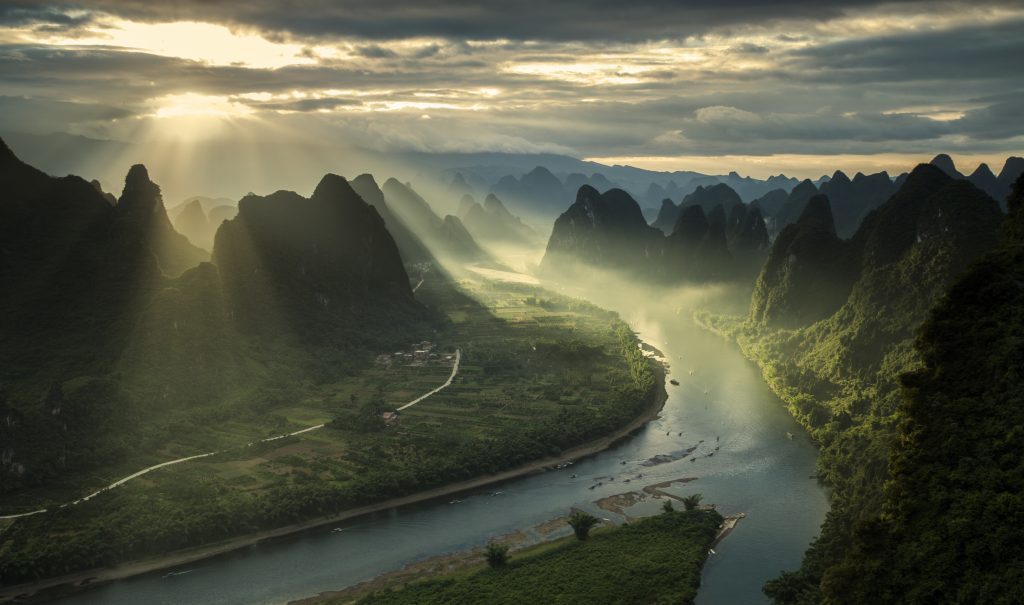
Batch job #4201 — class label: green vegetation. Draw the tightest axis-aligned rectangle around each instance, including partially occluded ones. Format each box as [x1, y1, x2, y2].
[814, 176, 1024, 603]
[697, 166, 1006, 603]
[567, 510, 600, 540]
[682, 494, 703, 511]
[484, 542, 510, 568]
[0, 273, 662, 586]
[352, 509, 722, 605]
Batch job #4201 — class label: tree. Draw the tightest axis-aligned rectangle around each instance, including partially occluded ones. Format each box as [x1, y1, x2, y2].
[568, 511, 600, 540]
[485, 542, 509, 568]
[682, 494, 703, 511]
[662, 499, 675, 513]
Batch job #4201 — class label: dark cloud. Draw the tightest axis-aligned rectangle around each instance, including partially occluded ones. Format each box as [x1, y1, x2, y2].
[679, 106, 952, 142]
[0, 4, 93, 29]
[952, 94, 1024, 140]
[253, 97, 364, 112]
[353, 44, 398, 59]
[786, 16, 1024, 83]
[733, 42, 769, 54]
[0, 95, 133, 132]
[1, 0, 1006, 42]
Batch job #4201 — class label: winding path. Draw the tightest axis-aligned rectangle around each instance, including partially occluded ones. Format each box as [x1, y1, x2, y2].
[0, 349, 462, 521]
[397, 349, 461, 411]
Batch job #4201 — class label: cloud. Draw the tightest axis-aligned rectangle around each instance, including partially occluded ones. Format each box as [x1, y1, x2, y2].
[354, 44, 398, 59]
[0, 0, 1020, 166]
[9, 0, 1021, 42]
[952, 94, 1024, 140]
[684, 105, 952, 142]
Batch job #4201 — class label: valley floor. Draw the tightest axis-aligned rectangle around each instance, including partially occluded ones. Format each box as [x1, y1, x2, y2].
[0, 268, 666, 600]
[0, 363, 666, 603]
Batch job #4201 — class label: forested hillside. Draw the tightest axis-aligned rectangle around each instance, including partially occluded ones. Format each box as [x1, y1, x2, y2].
[816, 174, 1024, 604]
[699, 164, 1006, 603]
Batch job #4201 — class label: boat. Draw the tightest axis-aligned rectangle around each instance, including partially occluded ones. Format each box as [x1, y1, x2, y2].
[786, 431, 795, 440]
[669, 379, 679, 386]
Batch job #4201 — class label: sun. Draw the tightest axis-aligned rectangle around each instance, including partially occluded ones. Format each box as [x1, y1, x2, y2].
[152, 93, 254, 119]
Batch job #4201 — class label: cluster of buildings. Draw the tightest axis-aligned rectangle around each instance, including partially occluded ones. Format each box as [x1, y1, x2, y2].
[375, 341, 455, 368]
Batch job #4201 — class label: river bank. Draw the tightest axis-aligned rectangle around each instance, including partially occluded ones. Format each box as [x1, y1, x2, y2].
[292, 504, 723, 605]
[291, 505, 746, 605]
[0, 362, 668, 604]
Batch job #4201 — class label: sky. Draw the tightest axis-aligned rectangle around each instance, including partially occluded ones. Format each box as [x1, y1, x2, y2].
[0, 0, 1022, 180]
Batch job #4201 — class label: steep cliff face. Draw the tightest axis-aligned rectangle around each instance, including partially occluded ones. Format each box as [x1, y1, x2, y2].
[729, 203, 770, 253]
[543, 183, 770, 283]
[749, 195, 852, 327]
[114, 164, 209, 276]
[817, 175, 1024, 605]
[772, 179, 820, 230]
[458, 193, 538, 244]
[350, 173, 434, 264]
[0, 136, 117, 300]
[380, 178, 489, 262]
[751, 164, 1002, 333]
[680, 183, 743, 215]
[0, 139, 206, 326]
[996, 157, 1024, 210]
[540, 185, 664, 275]
[744, 164, 1004, 605]
[214, 174, 418, 338]
[490, 166, 568, 218]
[819, 170, 896, 238]
[0, 139, 214, 491]
[651, 198, 680, 234]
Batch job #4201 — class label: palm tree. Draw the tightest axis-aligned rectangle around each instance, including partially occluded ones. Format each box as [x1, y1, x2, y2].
[568, 511, 600, 540]
[662, 499, 675, 513]
[485, 542, 510, 568]
[682, 493, 703, 511]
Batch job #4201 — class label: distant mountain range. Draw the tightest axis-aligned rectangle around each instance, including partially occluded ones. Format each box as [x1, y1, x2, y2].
[540, 184, 770, 282]
[457, 193, 540, 246]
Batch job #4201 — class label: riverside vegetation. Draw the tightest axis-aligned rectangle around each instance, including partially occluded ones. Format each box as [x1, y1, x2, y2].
[351, 508, 722, 605]
[699, 168, 1022, 603]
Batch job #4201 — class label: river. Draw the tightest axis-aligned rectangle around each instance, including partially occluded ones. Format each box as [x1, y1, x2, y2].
[50, 277, 829, 605]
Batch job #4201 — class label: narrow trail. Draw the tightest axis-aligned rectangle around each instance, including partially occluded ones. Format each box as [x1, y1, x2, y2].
[1, 348, 462, 521]
[397, 349, 461, 411]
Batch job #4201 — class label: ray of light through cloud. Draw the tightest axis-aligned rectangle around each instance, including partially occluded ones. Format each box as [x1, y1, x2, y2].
[0, 0, 1021, 190]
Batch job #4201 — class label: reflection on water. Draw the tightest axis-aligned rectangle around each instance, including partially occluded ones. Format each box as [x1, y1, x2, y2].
[53, 274, 828, 605]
